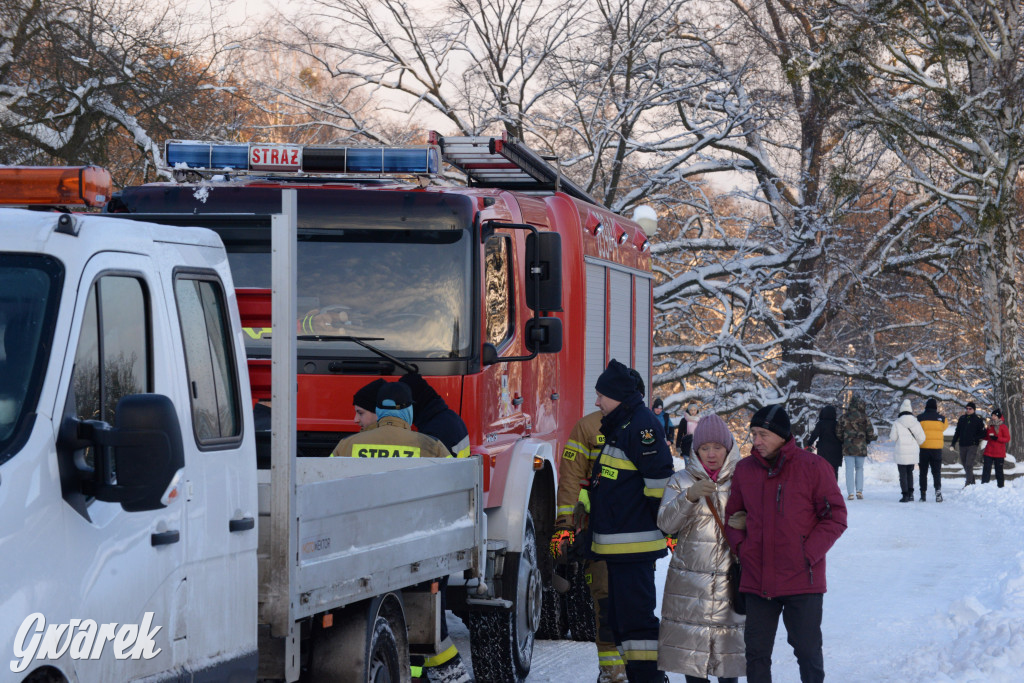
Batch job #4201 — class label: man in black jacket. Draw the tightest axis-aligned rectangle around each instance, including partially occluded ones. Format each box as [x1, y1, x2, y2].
[951, 401, 986, 486]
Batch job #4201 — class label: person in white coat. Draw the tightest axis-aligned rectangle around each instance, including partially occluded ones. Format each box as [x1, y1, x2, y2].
[890, 399, 926, 503]
[657, 414, 745, 683]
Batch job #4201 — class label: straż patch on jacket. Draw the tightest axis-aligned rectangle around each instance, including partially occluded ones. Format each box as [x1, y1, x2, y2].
[640, 429, 656, 445]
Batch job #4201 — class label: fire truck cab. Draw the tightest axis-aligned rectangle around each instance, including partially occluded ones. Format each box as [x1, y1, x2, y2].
[105, 134, 657, 681]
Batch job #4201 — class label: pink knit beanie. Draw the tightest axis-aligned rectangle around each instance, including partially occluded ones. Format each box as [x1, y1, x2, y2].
[692, 414, 734, 452]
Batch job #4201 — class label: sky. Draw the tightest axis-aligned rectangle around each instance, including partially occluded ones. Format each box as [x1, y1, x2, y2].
[450, 440, 1024, 682]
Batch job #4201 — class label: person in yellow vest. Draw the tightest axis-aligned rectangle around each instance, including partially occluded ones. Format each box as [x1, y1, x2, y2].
[331, 381, 450, 459]
[916, 398, 947, 502]
[552, 410, 627, 683]
[330, 382, 467, 683]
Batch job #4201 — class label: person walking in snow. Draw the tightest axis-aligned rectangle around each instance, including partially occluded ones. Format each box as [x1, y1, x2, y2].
[981, 408, 1011, 488]
[652, 397, 675, 450]
[890, 399, 926, 502]
[805, 405, 843, 480]
[916, 398, 947, 502]
[658, 414, 745, 683]
[725, 404, 848, 683]
[950, 401, 986, 486]
[839, 395, 875, 500]
[675, 403, 701, 466]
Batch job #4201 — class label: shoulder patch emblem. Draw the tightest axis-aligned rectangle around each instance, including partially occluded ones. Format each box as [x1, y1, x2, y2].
[640, 428, 656, 445]
[562, 448, 577, 461]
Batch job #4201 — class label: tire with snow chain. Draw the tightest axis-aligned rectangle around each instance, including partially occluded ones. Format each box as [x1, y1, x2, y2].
[564, 561, 596, 642]
[535, 563, 567, 640]
[468, 514, 539, 682]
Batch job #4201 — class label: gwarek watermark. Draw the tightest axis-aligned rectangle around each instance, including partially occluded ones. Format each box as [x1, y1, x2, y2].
[10, 612, 162, 673]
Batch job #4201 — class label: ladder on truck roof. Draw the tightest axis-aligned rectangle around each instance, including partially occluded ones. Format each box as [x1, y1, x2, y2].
[431, 131, 598, 206]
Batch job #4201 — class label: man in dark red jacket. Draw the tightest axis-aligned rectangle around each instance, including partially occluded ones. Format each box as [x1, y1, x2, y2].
[725, 404, 848, 683]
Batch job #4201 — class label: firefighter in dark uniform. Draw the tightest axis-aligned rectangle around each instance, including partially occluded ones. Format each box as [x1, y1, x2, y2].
[400, 372, 471, 458]
[552, 409, 627, 683]
[587, 359, 673, 683]
[329, 382, 470, 683]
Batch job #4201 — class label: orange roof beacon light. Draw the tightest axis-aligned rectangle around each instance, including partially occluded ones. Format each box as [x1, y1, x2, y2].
[0, 166, 113, 207]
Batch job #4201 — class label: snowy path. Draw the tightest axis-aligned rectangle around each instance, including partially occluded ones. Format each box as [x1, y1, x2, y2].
[450, 453, 1024, 682]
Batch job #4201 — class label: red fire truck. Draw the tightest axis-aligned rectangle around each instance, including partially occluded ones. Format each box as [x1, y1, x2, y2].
[106, 133, 657, 681]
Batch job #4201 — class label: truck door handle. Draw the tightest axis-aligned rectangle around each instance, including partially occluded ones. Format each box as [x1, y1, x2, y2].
[151, 530, 180, 546]
[230, 516, 255, 532]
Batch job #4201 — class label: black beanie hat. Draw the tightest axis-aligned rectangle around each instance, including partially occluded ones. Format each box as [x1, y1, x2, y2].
[966, 401, 976, 410]
[377, 381, 413, 410]
[991, 407, 1003, 419]
[652, 397, 663, 410]
[630, 368, 645, 398]
[750, 404, 792, 440]
[926, 398, 937, 411]
[353, 379, 387, 411]
[596, 359, 637, 402]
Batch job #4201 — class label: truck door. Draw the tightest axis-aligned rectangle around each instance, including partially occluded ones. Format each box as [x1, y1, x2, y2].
[481, 231, 528, 445]
[56, 255, 189, 680]
[170, 270, 258, 676]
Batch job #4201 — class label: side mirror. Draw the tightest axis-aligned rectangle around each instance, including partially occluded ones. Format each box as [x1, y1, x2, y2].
[482, 343, 500, 366]
[85, 394, 185, 512]
[525, 231, 562, 312]
[525, 318, 563, 354]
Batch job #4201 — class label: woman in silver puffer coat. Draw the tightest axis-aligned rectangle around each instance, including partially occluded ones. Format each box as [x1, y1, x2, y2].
[657, 414, 745, 683]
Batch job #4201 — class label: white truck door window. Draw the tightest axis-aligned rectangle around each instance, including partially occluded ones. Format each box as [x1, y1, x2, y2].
[173, 277, 241, 444]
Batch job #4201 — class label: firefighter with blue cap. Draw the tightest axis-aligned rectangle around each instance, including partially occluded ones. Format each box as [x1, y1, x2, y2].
[329, 382, 469, 682]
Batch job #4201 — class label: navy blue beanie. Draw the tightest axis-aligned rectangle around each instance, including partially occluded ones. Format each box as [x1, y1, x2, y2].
[596, 359, 637, 402]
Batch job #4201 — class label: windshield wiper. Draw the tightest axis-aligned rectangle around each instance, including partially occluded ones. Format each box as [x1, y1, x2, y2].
[294, 335, 419, 374]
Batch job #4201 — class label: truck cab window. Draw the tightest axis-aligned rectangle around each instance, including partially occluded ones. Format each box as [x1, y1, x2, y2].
[70, 276, 151, 427]
[174, 276, 241, 444]
[484, 235, 514, 349]
[0, 254, 63, 463]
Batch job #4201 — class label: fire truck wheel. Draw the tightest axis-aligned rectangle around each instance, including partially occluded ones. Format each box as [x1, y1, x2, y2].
[467, 513, 538, 682]
[565, 562, 596, 642]
[535, 564, 568, 640]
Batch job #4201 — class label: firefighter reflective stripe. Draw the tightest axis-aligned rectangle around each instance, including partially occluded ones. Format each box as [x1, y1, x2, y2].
[600, 448, 637, 471]
[591, 530, 666, 555]
[354, 444, 421, 458]
[565, 438, 589, 456]
[557, 504, 575, 517]
[620, 639, 659, 661]
[452, 435, 471, 458]
[643, 476, 669, 498]
[598, 649, 625, 666]
[301, 313, 317, 333]
[422, 639, 458, 667]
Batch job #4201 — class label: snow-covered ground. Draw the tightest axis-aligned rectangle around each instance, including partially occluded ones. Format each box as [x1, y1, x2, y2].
[450, 440, 1024, 682]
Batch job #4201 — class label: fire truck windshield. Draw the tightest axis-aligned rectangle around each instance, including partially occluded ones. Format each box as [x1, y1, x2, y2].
[229, 228, 472, 359]
[0, 254, 63, 462]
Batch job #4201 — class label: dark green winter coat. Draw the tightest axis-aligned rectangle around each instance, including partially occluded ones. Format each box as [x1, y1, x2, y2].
[839, 396, 875, 458]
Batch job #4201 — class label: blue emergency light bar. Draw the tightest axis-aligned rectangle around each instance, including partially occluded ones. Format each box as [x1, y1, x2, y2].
[164, 141, 440, 175]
